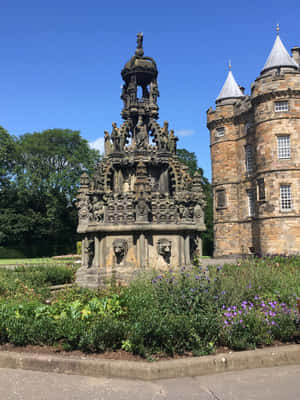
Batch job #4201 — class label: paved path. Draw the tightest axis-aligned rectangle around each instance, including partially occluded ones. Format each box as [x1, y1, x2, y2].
[1, 365, 300, 400]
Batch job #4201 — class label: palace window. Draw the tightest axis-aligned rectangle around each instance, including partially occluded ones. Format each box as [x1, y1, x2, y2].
[245, 145, 254, 173]
[280, 185, 292, 211]
[277, 135, 290, 159]
[215, 127, 225, 138]
[247, 189, 256, 217]
[216, 189, 226, 208]
[275, 101, 289, 112]
[257, 178, 265, 201]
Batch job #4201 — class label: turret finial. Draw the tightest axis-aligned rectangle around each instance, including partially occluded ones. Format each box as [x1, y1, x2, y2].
[229, 59, 232, 70]
[135, 32, 144, 57]
[276, 23, 280, 35]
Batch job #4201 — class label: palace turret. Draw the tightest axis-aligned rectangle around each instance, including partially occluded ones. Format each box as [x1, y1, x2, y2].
[207, 27, 300, 257]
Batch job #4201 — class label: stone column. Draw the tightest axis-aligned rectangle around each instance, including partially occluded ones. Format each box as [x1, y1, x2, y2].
[184, 234, 191, 265]
[82, 236, 88, 268]
[178, 235, 185, 266]
[197, 235, 203, 257]
[139, 233, 146, 268]
[99, 236, 106, 268]
[93, 235, 100, 268]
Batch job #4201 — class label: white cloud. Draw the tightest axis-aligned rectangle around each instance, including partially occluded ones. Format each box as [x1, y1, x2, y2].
[89, 137, 104, 153]
[175, 129, 195, 137]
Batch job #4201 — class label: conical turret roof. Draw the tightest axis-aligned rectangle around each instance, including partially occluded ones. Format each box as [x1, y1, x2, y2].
[262, 34, 298, 73]
[216, 70, 244, 101]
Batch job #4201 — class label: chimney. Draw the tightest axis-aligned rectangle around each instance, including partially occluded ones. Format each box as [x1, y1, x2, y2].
[291, 46, 300, 66]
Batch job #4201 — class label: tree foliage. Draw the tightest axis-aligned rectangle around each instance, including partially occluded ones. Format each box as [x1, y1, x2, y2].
[16, 129, 99, 200]
[0, 127, 17, 189]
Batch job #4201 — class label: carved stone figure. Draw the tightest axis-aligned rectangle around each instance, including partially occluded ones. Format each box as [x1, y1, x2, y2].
[194, 204, 204, 224]
[149, 80, 159, 104]
[93, 198, 105, 223]
[135, 123, 148, 149]
[85, 236, 94, 268]
[111, 122, 121, 152]
[121, 84, 128, 108]
[78, 193, 92, 223]
[104, 130, 111, 155]
[160, 121, 169, 151]
[127, 78, 137, 104]
[136, 198, 149, 222]
[169, 130, 178, 153]
[113, 238, 128, 264]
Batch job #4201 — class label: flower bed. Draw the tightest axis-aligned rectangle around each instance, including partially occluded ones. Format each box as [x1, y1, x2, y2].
[0, 257, 299, 358]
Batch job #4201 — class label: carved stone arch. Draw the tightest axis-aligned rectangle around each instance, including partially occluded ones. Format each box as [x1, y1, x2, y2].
[167, 160, 178, 194]
[119, 120, 131, 142]
[148, 119, 162, 146]
[104, 162, 114, 192]
[172, 158, 187, 191]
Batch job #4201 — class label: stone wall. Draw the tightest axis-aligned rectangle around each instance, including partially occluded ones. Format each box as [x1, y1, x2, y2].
[208, 67, 300, 257]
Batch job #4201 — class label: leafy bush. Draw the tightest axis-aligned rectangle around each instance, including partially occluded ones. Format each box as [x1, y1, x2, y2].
[76, 241, 82, 255]
[0, 247, 25, 259]
[0, 256, 299, 356]
[121, 266, 221, 356]
[0, 264, 75, 301]
[78, 316, 126, 352]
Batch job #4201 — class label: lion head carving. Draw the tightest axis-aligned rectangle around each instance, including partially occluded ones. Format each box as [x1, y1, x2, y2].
[113, 239, 128, 263]
[157, 238, 172, 258]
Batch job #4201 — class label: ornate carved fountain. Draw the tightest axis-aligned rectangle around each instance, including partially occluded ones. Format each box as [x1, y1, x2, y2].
[76, 34, 206, 287]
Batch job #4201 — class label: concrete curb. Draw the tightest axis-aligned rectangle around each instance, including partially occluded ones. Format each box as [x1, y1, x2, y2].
[0, 345, 299, 380]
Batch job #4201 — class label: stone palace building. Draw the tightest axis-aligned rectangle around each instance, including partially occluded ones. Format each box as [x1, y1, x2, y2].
[207, 30, 300, 257]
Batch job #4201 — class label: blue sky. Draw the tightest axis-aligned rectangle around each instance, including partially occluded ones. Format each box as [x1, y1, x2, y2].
[1, 0, 300, 180]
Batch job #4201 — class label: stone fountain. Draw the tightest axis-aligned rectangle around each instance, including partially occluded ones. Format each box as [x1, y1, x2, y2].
[76, 33, 206, 287]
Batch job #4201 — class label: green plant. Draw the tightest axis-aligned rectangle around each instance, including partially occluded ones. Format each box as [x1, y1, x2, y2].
[76, 241, 82, 256]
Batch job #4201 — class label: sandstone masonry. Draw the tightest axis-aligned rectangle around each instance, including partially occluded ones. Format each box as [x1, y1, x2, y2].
[207, 33, 300, 257]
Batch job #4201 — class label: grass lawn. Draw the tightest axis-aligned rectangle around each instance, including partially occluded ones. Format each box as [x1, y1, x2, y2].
[0, 256, 80, 266]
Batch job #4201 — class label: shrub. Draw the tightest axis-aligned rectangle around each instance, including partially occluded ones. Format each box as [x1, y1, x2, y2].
[76, 241, 82, 256]
[78, 316, 126, 352]
[0, 256, 299, 356]
[121, 266, 221, 356]
[0, 247, 25, 259]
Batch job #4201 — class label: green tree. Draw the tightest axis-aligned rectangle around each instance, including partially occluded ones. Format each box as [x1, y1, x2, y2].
[0, 129, 100, 257]
[0, 127, 17, 189]
[177, 148, 213, 256]
[177, 148, 198, 177]
[16, 129, 99, 200]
